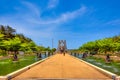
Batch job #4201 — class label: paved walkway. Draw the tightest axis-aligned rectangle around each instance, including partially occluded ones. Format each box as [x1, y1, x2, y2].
[13, 54, 111, 80]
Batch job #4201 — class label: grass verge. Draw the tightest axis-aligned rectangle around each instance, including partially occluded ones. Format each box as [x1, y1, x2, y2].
[0, 55, 37, 75]
[82, 56, 120, 75]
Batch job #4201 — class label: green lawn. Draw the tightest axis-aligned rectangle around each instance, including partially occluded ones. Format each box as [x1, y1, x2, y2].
[0, 55, 37, 75]
[83, 56, 120, 75]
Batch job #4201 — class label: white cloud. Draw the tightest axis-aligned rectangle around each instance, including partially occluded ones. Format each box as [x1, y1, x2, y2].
[21, 1, 41, 17]
[0, 19, 55, 39]
[105, 19, 120, 26]
[13, 1, 87, 26]
[0, 1, 87, 47]
[27, 5, 87, 25]
[0, 1, 87, 40]
[47, 0, 59, 9]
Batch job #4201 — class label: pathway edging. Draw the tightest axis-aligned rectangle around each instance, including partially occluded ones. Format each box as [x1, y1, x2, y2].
[0, 55, 54, 80]
[69, 55, 118, 80]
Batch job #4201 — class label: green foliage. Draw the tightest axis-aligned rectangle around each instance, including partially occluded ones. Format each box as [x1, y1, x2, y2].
[0, 25, 48, 56]
[79, 35, 120, 54]
[3, 37, 21, 51]
[16, 34, 32, 43]
[0, 25, 15, 39]
[51, 48, 56, 52]
[37, 46, 46, 52]
[0, 34, 5, 50]
[28, 41, 37, 51]
[45, 46, 51, 52]
[0, 33, 4, 40]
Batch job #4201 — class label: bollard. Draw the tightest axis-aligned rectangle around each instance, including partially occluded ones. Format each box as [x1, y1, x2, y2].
[48, 52, 50, 57]
[45, 53, 46, 57]
[112, 75, 116, 80]
[74, 53, 76, 57]
[7, 76, 12, 80]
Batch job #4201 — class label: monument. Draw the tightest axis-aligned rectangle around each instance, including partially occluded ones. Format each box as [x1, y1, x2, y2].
[57, 40, 67, 53]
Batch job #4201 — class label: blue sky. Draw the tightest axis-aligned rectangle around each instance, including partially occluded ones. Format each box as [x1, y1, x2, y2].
[0, 0, 120, 49]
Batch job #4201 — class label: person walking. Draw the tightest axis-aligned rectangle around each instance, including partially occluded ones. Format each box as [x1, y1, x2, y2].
[63, 52, 65, 56]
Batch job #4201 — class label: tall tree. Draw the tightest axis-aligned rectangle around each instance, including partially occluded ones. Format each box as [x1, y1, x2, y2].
[4, 37, 21, 60]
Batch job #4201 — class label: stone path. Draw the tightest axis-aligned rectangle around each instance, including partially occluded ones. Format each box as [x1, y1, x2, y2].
[13, 54, 111, 80]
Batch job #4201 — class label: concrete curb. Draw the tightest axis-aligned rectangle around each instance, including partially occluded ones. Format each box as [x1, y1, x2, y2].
[0, 55, 54, 80]
[116, 76, 120, 80]
[69, 55, 118, 80]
